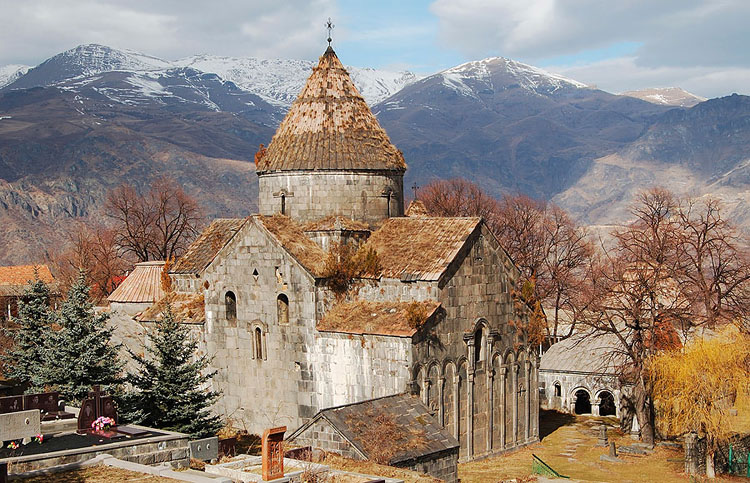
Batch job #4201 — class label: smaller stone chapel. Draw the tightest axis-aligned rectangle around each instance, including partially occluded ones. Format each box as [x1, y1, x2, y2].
[126, 43, 540, 465]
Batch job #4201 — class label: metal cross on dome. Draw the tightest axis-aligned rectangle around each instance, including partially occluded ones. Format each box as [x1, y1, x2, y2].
[326, 18, 335, 46]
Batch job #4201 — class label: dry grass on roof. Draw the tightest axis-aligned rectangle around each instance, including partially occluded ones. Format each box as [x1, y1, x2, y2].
[137, 291, 204, 324]
[171, 218, 246, 274]
[0, 265, 56, 296]
[362, 217, 480, 280]
[301, 215, 370, 232]
[257, 215, 327, 276]
[318, 300, 440, 337]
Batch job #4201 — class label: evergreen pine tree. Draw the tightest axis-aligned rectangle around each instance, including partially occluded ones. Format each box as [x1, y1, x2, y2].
[1, 276, 53, 391]
[44, 271, 123, 403]
[121, 303, 222, 438]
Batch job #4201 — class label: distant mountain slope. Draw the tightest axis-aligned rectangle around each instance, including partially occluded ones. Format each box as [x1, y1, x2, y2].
[0, 64, 30, 88]
[554, 94, 750, 226]
[1, 45, 749, 265]
[622, 87, 706, 108]
[4, 44, 418, 108]
[375, 57, 670, 199]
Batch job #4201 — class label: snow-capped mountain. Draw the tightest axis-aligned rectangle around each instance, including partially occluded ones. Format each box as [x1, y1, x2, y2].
[438, 57, 587, 98]
[178, 54, 418, 107]
[621, 87, 706, 108]
[0, 64, 30, 88]
[2, 44, 418, 108]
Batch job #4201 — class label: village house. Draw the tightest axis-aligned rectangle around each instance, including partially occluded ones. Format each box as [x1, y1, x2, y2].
[0, 265, 58, 322]
[129, 44, 540, 467]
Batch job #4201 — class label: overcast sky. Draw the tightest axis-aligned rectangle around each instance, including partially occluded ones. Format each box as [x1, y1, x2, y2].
[1, 0, 747, 98]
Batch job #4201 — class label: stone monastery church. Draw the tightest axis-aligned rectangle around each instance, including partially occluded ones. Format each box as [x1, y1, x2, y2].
[113, 45, 539, 462]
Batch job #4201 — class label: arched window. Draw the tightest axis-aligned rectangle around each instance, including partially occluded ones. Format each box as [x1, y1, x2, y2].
[277, 294, 289, 325]
[225, 291, 237, 321]
[255, 327, 263, 359]
[554, 382, 562, 397]
[473, 329, 483, 364]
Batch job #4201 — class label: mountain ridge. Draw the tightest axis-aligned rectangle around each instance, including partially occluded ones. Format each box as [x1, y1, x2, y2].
[1, 44, 749, 266]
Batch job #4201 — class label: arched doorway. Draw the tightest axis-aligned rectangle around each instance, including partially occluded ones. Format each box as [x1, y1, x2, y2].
[599, 391, 617, 416]
[574, 389, 591, 414]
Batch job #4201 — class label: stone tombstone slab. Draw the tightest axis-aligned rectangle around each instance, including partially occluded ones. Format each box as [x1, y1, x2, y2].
[100, 395, 118, 424]
[190, 436, 219, 462]
[78, 398, 97, 432]
[262, 426, 286, 481]
[0, 396, 22, 414]
[0, 409, 40, 441]
[24, 392, 57, 414]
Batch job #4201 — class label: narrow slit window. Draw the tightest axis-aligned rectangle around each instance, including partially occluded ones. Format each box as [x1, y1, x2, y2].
[255, 327, 263, 359]
[277, 294, 289, 325]
[225, 291, 237, 321]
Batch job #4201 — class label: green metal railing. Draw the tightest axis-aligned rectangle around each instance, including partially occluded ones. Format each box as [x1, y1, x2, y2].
[728, 443, 750, 478]
[532, 454, 570, 479]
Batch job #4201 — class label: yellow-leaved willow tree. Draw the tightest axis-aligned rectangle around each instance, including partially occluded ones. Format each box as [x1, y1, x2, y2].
[650, 327, 750, 478]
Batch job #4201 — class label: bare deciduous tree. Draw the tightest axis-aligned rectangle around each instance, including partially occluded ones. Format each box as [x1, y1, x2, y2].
[421, 178, 593, 342]
[52, 223, 130, 302]
[105, 177, 203, 262]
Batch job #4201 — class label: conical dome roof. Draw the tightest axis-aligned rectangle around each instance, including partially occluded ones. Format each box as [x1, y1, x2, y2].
[256, 47, 406, 173]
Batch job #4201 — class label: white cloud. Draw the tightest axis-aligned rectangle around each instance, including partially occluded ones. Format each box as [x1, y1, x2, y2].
[429, 0, 750, 96]
[0, 0, 337, 65]
[549, 57, 750, 99]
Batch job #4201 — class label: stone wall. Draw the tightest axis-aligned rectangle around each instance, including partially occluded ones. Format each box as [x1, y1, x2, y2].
[289, 418, 364, 460]
[199, 220, 412, 434]
[538, 369, 621, 417]
[8, 432, 190, 474]
[399, 449, 459, 483]
[307, 332, 412, 418]
[258, 171, 404, 225]
[414, 224, 539, 461]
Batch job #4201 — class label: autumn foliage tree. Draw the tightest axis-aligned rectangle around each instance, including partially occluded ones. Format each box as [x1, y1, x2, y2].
[105, 177, 203, 262]
[53, 222, 129, 302]
[650, 327, 750, 478]
[579, 188, 750, 446]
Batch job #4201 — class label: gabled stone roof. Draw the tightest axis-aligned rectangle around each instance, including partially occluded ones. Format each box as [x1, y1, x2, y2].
[0, 265, 56, 296]
[108, 261, 164, 304]
[137, 291, 205, 324]
[171, 218, 246, 275]
[318, 300, 441, 337]
[255, 215, 327, 277]
[255, 47, 406, 173]
[302, 215, 370, 232]
[540, 333, 626, 375]
[362, 217, 481, 281]
[288, 394, 459, 466]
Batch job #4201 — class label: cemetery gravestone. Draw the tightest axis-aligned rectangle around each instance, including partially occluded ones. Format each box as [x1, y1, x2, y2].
[77, 398, 97, 433]
[262, 426, 286, 481]
[598, 425, 608, 446]
[0, 396, 22, 414]
[23, 392, 73, 421]
[190, 437, 219, 462]
[0, 409, 40, 442]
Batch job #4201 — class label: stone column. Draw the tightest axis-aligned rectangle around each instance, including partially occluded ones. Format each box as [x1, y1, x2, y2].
[499, 366, 507, 449]
[512, 363, 518, 446]
[438, 376, 445, 427]
[487, 368, 494, 452]
[467, 370, 475, 458]
[592, 400, 601, 417]
[453, 374, 460, 441]
[532, 358, 539, 439]
[524, 359, 531, 442]
[423, 379, 431, 407]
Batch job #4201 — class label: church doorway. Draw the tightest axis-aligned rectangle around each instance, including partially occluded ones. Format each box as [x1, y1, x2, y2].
[598, 391, 617, 416]
[574, 389, 591, 414]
